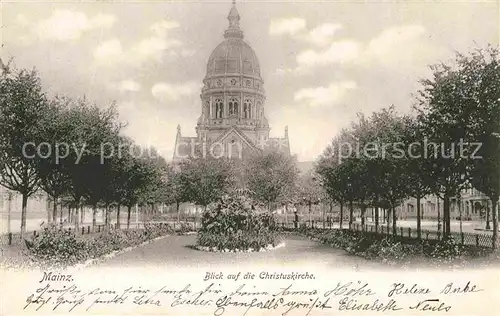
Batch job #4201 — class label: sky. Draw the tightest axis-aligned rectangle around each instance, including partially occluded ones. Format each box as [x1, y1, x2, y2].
[1, 0, 498, 162]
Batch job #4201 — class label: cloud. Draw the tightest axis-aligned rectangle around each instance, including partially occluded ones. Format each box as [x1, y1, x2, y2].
[269, 18, 307, 36]
[270, 19, 342, 46]
[290, 24, 434, 73]
[94, 39, 123, 63]
[151, 82, 200, 101]
[109, 80, 142, 93]
[294, 81, 357, 107]
[296, 40, 362, 68]
[364, 25, 432, 70]
[307, 23, 343, 46]
[150, 20, 180, 36]
[34, 10, 116, 41]
[93, 19, 182, 68]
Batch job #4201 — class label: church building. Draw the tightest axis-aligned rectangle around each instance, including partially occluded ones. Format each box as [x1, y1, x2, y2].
[173, 2, 290, 162]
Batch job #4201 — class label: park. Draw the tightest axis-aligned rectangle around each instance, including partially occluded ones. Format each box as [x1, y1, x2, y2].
[0, 1, 499, 271]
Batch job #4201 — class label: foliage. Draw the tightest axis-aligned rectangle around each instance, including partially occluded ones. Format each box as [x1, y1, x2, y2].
[180, 157, 235, 208]
[295, 228, 486, 265]
[244, 151, 299, 210]
[0, 67, 53, 237]
[24, 226, 88, 267]
[24, 224, 175, 268]
[197, 193, 281, 251]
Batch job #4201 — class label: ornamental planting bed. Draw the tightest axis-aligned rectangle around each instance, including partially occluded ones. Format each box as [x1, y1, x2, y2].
[196, 193, 283, 253]
[193, 241, 285, 253]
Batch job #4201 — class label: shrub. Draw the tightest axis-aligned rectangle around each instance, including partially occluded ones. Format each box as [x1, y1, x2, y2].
[24, 226, 87, 267]
[24, 223, 173, 267]
[295, 228, 478, 265]
[423, 237, 466, 262]
[197, 193, 281, 251]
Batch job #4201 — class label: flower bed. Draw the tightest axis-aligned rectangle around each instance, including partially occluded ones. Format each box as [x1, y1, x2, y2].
[296, 228, 492, 266]
[193, 242, 285, 253]
[22, 222, 176, 268]
[196, 193, 282, 252]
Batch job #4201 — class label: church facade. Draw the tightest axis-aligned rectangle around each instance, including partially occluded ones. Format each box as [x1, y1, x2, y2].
[173, 2, 290, 162]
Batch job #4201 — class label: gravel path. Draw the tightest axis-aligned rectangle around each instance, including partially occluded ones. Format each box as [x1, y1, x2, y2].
[94, 234, 393, 271]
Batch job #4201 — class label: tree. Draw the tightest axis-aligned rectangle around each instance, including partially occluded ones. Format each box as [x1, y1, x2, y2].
[116, 149, 159, 229]
[244, 151, 299, 211]
[316, 129, 359, 230]
[365, 108, 411, 235]
[164, 165, 188, 222]
[0, 67, 50, 238]
[61, 100, 121, 231]
[404, 117, 433, 239]
[36, 97, 74, 224]
[138, 148, 168, 220]
[465, 48, 500, 248]
[295, 170, 325, 227]
[181, 157, 235, 211]
[417, 47, 499, 239]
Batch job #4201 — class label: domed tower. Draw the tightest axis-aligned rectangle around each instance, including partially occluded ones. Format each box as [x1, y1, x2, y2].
[196, 1, 270, 142]
[174, 1, 289, 161]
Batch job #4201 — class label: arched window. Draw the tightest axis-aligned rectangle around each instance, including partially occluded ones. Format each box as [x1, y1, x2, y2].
[244, 99, 252, 119]
[256, 101, 262, 119]
[215, 99, 223, 118]
[228, 97, 239, 116]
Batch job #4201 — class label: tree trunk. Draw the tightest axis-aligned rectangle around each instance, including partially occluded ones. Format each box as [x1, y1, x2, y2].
[443, 194, 451, 238]
[46, 197, 51, 224]
[104, 207, 109, 230]
[176, 201, 180, 222]
[116, 205, 121, 229]
[392, 206, 397, 236]
[59, 202, 63, 227]
[80, 205, 84, 223]
[416, 196, 421, 239]
[492, 198, 498, 250]
[20, 193, 28, 239]
[322, 203, 326, 228]
[349, 200, 354, 230]
[52, 197, 58, 224]
[386, 208, 391, 232]
[328, 201, 333, 228]
[92, 206, 97, 231]
[382, 208, 386, 224]
[7, 193, 12, 235]
[458, 198, 463, 235]
[339, 201, 344, 229]
[127, 205, 132, 230]
[437, 197, 441, 236]
[75, 204, 80, 233]
[308, 202, 312, 227]
[486, 205, 491, 230]
[284, 204, 288, 224]
[375, 206, 379, 232]
[68, 206, 72, 224]
[361, 205, 366, 230]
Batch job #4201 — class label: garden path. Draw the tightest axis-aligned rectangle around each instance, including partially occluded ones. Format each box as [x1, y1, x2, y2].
[94, 234, 394, 270]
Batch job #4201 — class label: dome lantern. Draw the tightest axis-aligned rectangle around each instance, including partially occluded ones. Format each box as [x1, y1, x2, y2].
[224, 1, 244, 39]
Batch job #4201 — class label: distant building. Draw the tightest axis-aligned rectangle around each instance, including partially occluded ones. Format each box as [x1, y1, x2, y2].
[0, 185, 49, 233]
[397, 185, 496, 221]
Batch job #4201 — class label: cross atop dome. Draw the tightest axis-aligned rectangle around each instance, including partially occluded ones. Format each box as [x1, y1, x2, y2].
[224, 0, 243, 39]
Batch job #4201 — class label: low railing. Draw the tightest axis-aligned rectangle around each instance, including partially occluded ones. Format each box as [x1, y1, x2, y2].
[277, 221, 495, 249]
[0, 219, 200, 247]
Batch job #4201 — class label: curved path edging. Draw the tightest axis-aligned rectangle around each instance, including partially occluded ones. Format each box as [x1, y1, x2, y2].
[193, 242, 286, 253]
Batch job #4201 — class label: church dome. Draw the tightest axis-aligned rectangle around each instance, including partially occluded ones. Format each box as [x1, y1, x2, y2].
[204, 2, 261, 80]
[206, 39, 261, 78]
